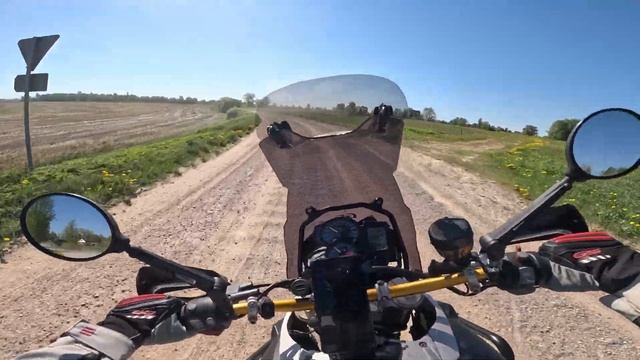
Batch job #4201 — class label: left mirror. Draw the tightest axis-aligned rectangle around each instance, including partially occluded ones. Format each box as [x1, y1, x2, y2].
[20, 193, 114, 261]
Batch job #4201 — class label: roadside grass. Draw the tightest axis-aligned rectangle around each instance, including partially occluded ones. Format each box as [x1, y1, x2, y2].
[0, 111, 260, 247]
[481, 138, 640, 241]
[403, 123, 640, 243]
[265, 108, 640, 243]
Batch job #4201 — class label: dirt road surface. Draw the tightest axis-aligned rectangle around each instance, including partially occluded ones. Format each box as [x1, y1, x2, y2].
[1, 119, 639, 359]
[0, 102, 221, 169]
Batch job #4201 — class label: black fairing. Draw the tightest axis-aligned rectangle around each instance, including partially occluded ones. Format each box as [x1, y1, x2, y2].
[438, 302, 514, 360]
[510, 204, 588, 243]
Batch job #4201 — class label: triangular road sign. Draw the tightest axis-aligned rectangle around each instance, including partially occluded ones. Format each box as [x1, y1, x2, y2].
[18, 35, 60, 72]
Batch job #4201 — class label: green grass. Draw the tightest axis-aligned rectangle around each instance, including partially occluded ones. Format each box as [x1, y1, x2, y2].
[402, 122, 640, 243]
[482, 138, 640, 241]
[0, 111, 260, 246]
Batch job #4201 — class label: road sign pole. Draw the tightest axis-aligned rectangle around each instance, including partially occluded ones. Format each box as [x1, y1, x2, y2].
[23, 66, 33, 171]
[16, 34, 59, 171]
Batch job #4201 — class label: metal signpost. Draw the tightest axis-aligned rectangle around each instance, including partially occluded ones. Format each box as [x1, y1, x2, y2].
[15, 34, 59, 170]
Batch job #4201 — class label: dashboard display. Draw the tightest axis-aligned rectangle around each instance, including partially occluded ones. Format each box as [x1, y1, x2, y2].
[316, 217, 359, 245]
[366, 226, 388, 251]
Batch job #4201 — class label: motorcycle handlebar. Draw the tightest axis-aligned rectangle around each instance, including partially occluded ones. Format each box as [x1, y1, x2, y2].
[232, 267, 487, 316]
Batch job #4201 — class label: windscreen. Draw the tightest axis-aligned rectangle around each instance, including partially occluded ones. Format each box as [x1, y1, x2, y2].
[257, 75, 421, 277]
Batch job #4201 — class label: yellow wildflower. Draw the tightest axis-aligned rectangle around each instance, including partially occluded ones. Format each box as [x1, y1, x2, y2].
[3, 237, 10, 242]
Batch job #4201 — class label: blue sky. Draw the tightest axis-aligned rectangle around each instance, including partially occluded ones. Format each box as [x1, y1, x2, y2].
[1, 0, 639, 131]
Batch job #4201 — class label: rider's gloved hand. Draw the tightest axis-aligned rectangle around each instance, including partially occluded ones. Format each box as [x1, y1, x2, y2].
[538, 232, 640, 324]
[17, 294, 233, 360]
[496, 251, 552, 294]
[99, 294, 232, 348]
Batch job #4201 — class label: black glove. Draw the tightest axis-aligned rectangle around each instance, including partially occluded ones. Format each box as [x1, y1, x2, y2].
[99, 294, 232, 348]
[496, 252, 551, 294]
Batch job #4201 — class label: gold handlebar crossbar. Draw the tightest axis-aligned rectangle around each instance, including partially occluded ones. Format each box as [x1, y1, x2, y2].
[233, 267, 487, 316]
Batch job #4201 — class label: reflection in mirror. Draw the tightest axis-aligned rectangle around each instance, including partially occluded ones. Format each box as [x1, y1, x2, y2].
[24, 194, 113, 259]
[572, 110, 640, 178]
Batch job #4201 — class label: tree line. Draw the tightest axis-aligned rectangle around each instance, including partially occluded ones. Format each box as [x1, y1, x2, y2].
[34, 91, 579, 140]
[34, 92, 203, 104]
[426, 106, 580, 139]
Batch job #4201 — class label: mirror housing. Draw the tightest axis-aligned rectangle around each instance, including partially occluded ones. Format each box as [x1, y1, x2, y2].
[20, 192, 130, 261]
[566, 108, 640, 181]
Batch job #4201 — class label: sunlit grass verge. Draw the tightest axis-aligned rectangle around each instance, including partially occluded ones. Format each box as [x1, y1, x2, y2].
[0, 112, 260, 247]
[481, 138, 640, 243]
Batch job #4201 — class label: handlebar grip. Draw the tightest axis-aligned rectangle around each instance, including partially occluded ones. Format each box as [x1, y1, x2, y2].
[181, 297, 232, 333]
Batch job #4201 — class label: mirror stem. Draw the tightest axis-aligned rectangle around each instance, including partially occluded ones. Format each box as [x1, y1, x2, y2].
[479, 176, 573, 261]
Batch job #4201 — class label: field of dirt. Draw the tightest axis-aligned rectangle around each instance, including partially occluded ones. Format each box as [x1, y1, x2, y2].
[0, 101, 222, 169]
[0, 117, 638, 359]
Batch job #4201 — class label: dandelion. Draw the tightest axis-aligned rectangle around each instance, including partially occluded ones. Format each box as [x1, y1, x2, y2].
[3, 237, 10, 242]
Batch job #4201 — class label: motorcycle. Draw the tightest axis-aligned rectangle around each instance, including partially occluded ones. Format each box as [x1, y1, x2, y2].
[18, 75, 640, 359]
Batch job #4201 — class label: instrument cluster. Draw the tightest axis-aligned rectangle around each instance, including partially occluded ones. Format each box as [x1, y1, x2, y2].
[303, 216, 399, 268]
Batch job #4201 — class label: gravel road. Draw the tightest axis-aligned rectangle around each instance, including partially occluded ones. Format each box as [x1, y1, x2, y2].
[0, 119, 638, 359]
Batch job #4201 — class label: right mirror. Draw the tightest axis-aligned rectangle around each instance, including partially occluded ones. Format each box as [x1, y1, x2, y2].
[569, 108, 640, 179]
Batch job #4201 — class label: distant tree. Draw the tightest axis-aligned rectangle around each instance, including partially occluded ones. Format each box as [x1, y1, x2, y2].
[357, 106, 368, 115]
[477, 118, 496, 131]
[449, 117, 468, 126]
[256, 96, 270, 107]
[217, 97, 243, 113]
[406, 108, 422, 119]
[61, 220, 80, 242]
[522, 125, 539, 136]
[345, 101, 357, 115]
[335, 103, 346, 111]
[243, 93, 256, 106]
[422, 107, 436, 121]
[547, 118, 580, 140]
[25, 197, 54, 242]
